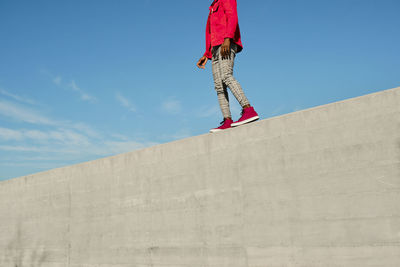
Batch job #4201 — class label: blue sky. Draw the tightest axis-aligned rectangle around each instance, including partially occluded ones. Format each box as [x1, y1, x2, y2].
[1, 0, 399, 181]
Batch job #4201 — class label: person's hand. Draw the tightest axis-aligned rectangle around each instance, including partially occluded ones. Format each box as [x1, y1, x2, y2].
[197, 56, 208, 69]
[221, 38, 231, 59]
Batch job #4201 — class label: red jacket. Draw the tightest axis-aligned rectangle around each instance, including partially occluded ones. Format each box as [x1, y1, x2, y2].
[203, 0, 243, 59]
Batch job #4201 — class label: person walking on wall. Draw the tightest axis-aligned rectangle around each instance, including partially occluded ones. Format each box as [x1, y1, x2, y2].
[197, 0, 259, 133]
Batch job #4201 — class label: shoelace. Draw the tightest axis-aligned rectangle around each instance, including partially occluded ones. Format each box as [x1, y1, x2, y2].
[218, 109, 246, 126]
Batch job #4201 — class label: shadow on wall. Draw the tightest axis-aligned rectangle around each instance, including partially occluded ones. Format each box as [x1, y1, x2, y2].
[1, 221, 48, 267]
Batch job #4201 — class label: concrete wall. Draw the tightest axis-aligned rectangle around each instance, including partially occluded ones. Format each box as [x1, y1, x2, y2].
[1, 87, 400, 267]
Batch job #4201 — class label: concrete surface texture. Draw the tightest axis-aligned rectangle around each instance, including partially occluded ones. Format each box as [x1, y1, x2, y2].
[1, 86, 400, 267]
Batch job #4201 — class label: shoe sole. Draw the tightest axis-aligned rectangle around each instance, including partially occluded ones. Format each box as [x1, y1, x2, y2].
[209, 127, 232, 133]
[231, 116, 259, 127]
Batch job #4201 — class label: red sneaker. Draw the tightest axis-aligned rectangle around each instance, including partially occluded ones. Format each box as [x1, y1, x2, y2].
[210, 118, 233, 133]
[231, 106, 259, 127]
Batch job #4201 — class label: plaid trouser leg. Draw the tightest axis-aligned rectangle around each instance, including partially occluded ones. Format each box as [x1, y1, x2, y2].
[211, 44, 250, 118]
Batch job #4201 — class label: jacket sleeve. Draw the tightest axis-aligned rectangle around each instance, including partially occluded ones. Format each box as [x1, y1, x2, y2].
[203, 14, 212, 59]
[221, 0, 238, 39]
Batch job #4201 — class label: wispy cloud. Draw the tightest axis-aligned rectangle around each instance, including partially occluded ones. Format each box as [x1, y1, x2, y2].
[72, 122, 102, 139]
[0, 88, 37, 105]
[69, 80, 97, 102]
[0, 99, 104, 143]
[111, 133, 130, 141]
[162, 97, 182, 115]
[0, 127, 24, 141]
[0, 99, 56, 125]
[116, 92, 136, 112]
[0, 96, 159, 180]
[40, 69, 62, 86]
[0, 145, 42, 152]
[48, 129, 90, 145]
[0, 127, 90, 145]
[53, 75, 62, 86]
[196, 104, 220, 118]
[0, 84, 163, 180]
[0, 133, 157, 155]
[40, 69, 97, 103]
